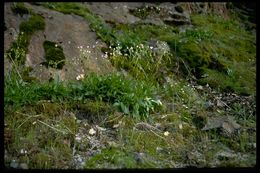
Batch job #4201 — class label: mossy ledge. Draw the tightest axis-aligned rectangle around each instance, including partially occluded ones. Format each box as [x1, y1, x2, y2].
[11, 2, 31, 16]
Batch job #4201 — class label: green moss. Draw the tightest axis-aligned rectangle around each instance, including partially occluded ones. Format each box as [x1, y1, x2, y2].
[6, 14, 45, 65]
[40, 2, 90, 17]
[75, 101, 115, 124]
[11, 2, 30, 16]
[22, 66, 37, 83]
[5, 103, 78, 168]
[85, 148, 137, 168]
[20, 15, 45, 35]
[129, 6, 160, 19]
[171, 14, 256, 95]
[43, 41, 65, 69]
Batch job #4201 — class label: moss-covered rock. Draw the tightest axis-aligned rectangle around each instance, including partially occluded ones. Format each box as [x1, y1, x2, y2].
[11, 2, 30, 16]
[43, 41, 66, 69]
[6, 14, 45, 65]
[22, 66, 37, 83]
[20, 15, 45, 35]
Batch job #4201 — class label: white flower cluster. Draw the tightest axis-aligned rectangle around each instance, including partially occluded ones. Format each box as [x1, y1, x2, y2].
[77, 45, 91, 59]
[111, 43, 154, 61]
[76, 74, 85, 80]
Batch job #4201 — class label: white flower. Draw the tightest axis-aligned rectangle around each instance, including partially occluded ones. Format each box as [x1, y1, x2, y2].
[20, 149, 27, 154]
[179, 123, 183, 129]
[164, 131, 170, 136]
[182, 105, 188, 109]
[89, 128, 96, 135]
[55, 44, 58, 47]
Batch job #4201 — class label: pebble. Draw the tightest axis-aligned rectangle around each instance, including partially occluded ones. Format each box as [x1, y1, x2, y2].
[10, 160, 19, 169]
[20, 163, 28, 169]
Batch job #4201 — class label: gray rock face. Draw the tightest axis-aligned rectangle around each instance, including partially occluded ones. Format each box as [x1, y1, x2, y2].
[85, 2, 143, 24]
[85, 2, 191, 26]
[4, 3, 29, 52]
[4, 2, 115, 82]
[202, 116, 241, 136]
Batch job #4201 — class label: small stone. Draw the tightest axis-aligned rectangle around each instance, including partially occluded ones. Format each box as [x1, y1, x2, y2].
[134, 152, 145, 163]
[113, 124, 119, 128]
[197, 85, 203, 90]
[217, 100, 225, 107]
[20, 163, 28, 169]
[10, 160, 19, 168]
[107, 141, 119, 148]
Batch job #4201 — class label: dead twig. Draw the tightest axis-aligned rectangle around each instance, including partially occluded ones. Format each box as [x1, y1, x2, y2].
[37, 120, 68, 134]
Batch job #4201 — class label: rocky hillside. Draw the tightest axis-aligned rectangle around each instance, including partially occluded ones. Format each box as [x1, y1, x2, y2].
[4, 2, 256, 169]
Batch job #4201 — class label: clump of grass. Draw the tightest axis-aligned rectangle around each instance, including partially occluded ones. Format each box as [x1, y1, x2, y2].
[85, 148, 137, 168]
[5, 69, 161, 119]
[4, 103, 78, 169]
[109, 41, 173, 84]
[43, 41, 66, 69]
[71, 73, 161, 119]
[75, 101, 115, 124]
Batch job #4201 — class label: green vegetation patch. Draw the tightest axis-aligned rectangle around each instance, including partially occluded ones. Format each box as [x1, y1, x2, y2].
[4, 103, 78, 169]
[43, 41, 66, 69]
[11, 2, 30, 16]
[85, 148, 137, 168]
[75, 101, 115, 124]
[20, 15, 45, 35]
[129, 6, 161, 19]
[41, 2, 90, 17]
[5, 71, 161, 119]
[6, 14, 45, 65]
[40, 2, 255, 95]
[21, 66, 37, 83]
